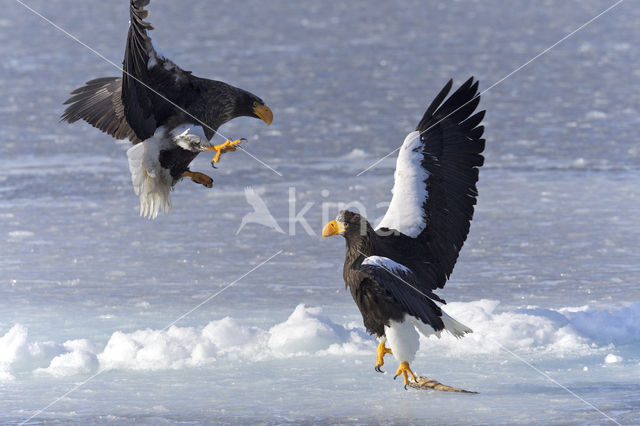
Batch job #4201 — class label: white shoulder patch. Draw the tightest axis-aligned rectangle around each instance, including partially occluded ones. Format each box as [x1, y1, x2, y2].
[170, 125, 208, 151]
[376, 131, 429, 238]
[126, 132, 174, 219]
[362, 256, 411, 275]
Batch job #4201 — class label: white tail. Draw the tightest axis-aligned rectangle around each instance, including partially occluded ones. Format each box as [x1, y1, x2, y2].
[441, 311, 473, 338]
[126, 142, 172, 219]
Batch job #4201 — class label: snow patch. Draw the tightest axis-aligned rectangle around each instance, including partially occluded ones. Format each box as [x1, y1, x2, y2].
[2, 301, 640, 377]
[0, 324, 63, 381]
[604, 353, 623, 364]
[420, 300, 640, 356]
[268, 304, 368, 355]
[585, 111, 608, 120]
[341, 148, 367, 160]
[559, 302, 640, 345]
[7, 230, 34, 240]
[35, 339, 99, 377]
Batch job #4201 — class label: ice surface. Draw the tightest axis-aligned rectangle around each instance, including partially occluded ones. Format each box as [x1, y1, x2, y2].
[1, 0, 640, 424]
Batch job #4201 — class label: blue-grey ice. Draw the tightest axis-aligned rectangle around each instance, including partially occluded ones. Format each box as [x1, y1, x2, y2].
[1, 0, 639, 424]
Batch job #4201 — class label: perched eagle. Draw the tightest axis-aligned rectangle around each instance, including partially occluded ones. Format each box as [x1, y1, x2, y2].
[61, 0, 273, 219]
[323, 78, 485, 388]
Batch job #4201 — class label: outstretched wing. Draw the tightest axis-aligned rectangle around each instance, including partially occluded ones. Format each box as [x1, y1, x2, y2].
[122, 0, 194, 140]
[61, 77, 140, 143]
[376, 77, 485, 291]
[359, 256, 444, 330]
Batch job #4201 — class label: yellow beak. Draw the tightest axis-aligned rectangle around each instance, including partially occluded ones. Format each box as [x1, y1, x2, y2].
[322, 220, 346, 238]
[253, 103, 273, 125]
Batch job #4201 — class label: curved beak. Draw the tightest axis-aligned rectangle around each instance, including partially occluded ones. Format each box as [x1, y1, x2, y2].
[253, 103, 273, 125]
[322, 220, 346, 238]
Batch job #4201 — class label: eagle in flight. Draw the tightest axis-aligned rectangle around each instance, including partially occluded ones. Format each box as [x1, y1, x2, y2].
[61, 0, 273, 219]
[323, 78, 485, 388]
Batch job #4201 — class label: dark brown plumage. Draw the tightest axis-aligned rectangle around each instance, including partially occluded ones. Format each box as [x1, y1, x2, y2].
[323, 78, 485, 386]
[61, 0, 273, 219]
[62, 0, 270, 145]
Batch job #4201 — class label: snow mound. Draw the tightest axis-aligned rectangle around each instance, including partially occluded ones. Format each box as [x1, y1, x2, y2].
[268, 304, 369, 355]
[99, 305, 370, 371]
[98, 317, 268, 371]
[0, 324, 65, 381]
[1, 301, 639, 378]
[424, 300, 593, 356]
[559, 303, 640, 345]
[35, 339, 98, 377]
[421, 300, 640, 357]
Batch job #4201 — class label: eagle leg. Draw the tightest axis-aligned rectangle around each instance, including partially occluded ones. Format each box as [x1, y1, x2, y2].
[374, 342, 393, 373]
[394, 361, 417, 389]
[207, 138, 246, 166]
[182, 171, 213, 188]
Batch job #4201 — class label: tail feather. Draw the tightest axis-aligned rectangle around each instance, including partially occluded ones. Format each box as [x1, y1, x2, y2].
[440, 311, 473, 339]
[127, 141, 172, 219]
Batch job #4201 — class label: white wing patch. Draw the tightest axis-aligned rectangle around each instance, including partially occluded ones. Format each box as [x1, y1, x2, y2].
[376, 131, 429, 238]
[362, 256, 411, 275]
[146, 33, 167, 69]
[126, 128, 174, 219]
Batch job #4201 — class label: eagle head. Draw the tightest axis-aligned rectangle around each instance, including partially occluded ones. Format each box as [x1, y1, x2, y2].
[234, 90, 273, 125]
[322, 210, 368, 239]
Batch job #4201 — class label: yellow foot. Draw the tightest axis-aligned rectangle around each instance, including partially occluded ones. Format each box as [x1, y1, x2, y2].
[374, 342, 393, 373]
[394, 361, 417, 389]
[206, 138, 245, 166]
[182, 171, 213, 188]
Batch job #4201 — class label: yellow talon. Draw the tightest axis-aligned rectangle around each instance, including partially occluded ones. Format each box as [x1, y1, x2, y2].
[207, 139, 244, 164]
[182, 171, 213, 188]
[394, 361, 417, 388]
[375, 342, 393, 373]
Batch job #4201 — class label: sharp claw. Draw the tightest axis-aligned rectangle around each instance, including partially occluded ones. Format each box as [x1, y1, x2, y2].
[393, 374, 399, 380]
[240, 138, 247, 142]
[375, 366, 384, 373]
[404, 385, 408, 390]
[210, 162, 217, 169]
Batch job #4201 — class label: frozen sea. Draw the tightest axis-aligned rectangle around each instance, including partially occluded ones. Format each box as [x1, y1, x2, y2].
[1, 0, 639, 424]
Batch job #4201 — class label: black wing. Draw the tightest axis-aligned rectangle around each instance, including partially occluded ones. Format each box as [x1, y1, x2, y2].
[416, 77, 485, 289]
[358, 258, 445, 331]
[122, 0, 194, 140]
[376, 78, 485, 292]
[61, 77, 140, 143]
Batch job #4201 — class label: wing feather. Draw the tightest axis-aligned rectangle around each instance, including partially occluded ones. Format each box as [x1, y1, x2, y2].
[376, 78, 486, 292]
[61, 77, 140, 142]
[122, 0, 193, 140]
[359, 257, 445, 331]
